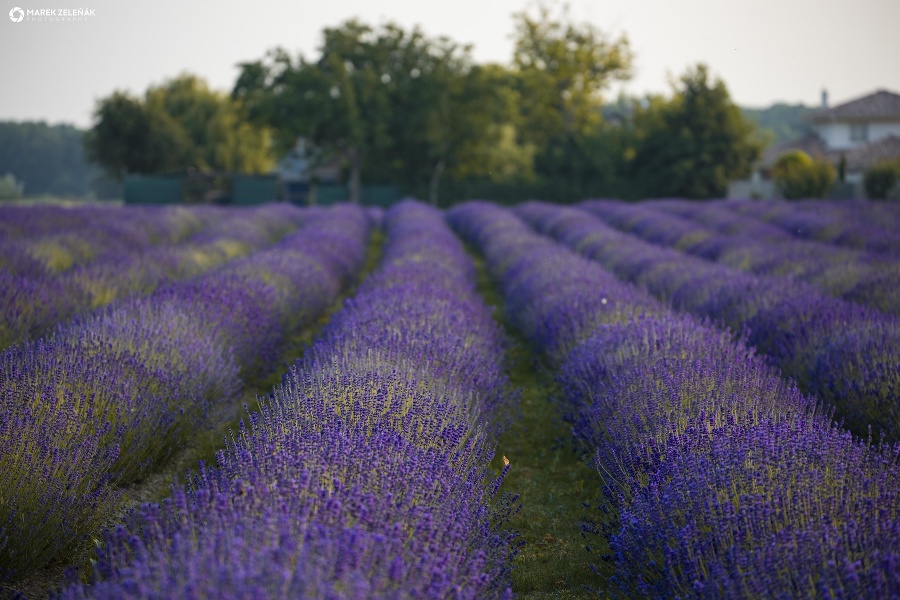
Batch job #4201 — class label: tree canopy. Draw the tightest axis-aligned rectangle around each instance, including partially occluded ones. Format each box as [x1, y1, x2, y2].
[0, 121, 98, 197]
[627, 64, 762, 199]
[85, 74, 274, 182]
[233, 20, 532, 204]
[77, 4, 765, 203]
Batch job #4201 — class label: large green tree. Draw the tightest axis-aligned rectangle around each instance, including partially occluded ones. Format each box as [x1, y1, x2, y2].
[512, 2, 632, 142]
[234, 22, 394, 203]
[510, 1, 633, 199]
[628, 64, 762, 199]
[84, 91, 191, 181]
[233, 20, 530, 204]
[85, 75, 273, 182]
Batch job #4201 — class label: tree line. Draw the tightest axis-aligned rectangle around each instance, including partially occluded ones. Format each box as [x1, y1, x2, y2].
[70, 4, 768, 203]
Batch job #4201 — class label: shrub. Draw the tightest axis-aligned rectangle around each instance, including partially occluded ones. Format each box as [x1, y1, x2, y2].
[771, 150, 836, 199]
[0, 173, 24, 200]
[863, 159, 900, 200]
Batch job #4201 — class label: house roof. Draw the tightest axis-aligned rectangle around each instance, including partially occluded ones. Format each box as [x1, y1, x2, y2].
[761, 132, 828, 168]
[810, 89, 900, 122]
[763, 134, 900, 172]
[837, 135, 900, 171]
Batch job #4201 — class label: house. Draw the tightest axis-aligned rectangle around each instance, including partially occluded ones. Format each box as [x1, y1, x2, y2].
[729, 89, 900, 199]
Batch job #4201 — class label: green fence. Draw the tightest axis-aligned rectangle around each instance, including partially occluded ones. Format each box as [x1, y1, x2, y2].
[124, 173, 281, 205]
[123, 175, 182, 205]
[232, 175, 280, 205]
[124, 174, 405, 206]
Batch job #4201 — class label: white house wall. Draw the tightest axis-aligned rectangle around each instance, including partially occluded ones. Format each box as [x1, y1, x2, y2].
[816, 120, 900, 151]
[870, 121, 900, 142]
[816, 122, 854, 150]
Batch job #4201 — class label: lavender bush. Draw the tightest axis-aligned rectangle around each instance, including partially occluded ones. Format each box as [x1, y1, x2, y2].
[0, 204, 309, 351]
[728, 198, 900, 256]
[601, 199, 900, 316]
[60, 201, 518, 598]
[450, 200, 900, 597]
[612, 417, 900, 598]
[520, 201, 900, 443]
[1, 204, 370, 583]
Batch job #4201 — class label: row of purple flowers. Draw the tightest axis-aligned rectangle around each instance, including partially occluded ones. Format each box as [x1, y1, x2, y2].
[516, 201, 900, 444]
[58, 201, 518, 598]
[1, 204, 372, 583]
[1, 204, 308, 350]
[722, 198, 900, 256]
[449, 201, 900, 597]
[588, 199, 900, 317]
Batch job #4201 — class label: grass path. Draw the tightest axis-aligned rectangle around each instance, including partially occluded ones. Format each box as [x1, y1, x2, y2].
[470, 251, 614, 599]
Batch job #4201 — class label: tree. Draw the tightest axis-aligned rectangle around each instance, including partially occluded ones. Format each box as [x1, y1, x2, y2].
[0, 173, 24, 200]
[0, 121, 99, 197]
[404, 61, 533, 204]
[512, 1, 632, 143]
[771, 150, 835, 199]
[863, 159, 900, 200]
[146, 75, 273, 174]
[85, 76, 274, 182]
[627, 64, 761, 199]
[741, 103, 814, 146]
[234, 23, 393, 203]
[509, 1, 632, 200]
[84, 91, 192, 181]
[234, 20, 528, 204]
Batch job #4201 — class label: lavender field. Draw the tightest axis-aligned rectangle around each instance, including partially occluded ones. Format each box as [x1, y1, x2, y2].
[2, 199, 899, 599]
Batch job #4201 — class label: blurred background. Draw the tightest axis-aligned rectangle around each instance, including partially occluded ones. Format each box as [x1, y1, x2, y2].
[1, 0, 899, 205]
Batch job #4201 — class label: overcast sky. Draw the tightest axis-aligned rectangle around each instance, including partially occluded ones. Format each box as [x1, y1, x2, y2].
[2, 0, 898, 128]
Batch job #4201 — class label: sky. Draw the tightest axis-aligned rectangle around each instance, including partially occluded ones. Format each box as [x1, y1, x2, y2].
[1, 0, 899, 128]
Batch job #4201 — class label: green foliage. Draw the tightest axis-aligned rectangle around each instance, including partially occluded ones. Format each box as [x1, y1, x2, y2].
[85, 75, 274, 181]
[0, 173, 24, 199]
[234, 22, 531, 204]
[510, 1, 633, 200]
[863, 159, 900, 200]
[84, 91, 192, 181]
[512, 1, 632, 143]
[628, 64, 762, 199]
[741, 103, 814, 146]
[145, 75, 274, 174]
[772, 150, 836, 199]
[0, 121, 111, 198]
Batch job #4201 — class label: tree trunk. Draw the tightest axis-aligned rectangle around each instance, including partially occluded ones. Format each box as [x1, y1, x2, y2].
[348, 147, 362, 204]
[429, 158, 446, 206]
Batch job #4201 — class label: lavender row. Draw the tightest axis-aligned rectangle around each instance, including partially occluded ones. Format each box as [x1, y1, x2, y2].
[726, 198, 900, 256]
[598, 198, 900, 316]
[518, 201, 900, 443]
[60, 200, 517, 599]
[448, 201, 900, 597]
[0, 204, 206, 275]
[1, 204, 308, 351]
[0, 204, 372, 583]
[0, 205, 303, 348]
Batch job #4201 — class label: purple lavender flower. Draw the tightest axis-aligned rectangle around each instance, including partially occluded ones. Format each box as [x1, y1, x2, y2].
[1, 203, 370, 583]
[59, 200, 517, 598]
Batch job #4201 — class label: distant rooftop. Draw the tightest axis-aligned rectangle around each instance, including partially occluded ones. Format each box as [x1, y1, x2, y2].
[811, 89, 900, 122]
[761, 131, 827, 167]
[839, 135, 900, 171]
